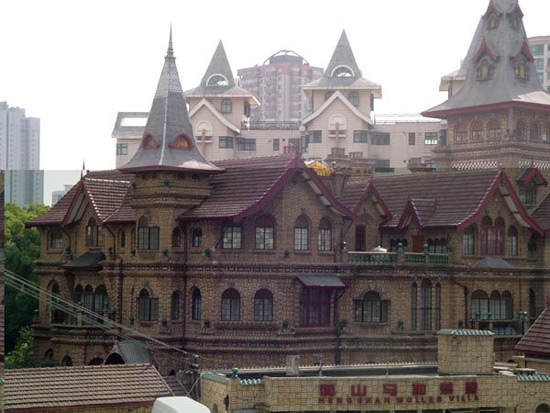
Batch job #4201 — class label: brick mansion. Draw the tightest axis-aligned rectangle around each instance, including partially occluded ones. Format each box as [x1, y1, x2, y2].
[27, 0, 550, 378]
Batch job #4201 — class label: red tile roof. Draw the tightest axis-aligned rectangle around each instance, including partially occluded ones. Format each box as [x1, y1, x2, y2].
[532, 192, 550, 234]
[180, 153, 352, 222]
[27, 172, 133, 227]
[515, 307, 550, 357]
[4, 363, 173, 412]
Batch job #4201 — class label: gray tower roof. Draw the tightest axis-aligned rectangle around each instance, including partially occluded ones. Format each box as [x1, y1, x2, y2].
[303, 30, 381, 94]
[120, 31, 222, 173]
[425, 0, 550, 117]
[185, 41, 258, 102]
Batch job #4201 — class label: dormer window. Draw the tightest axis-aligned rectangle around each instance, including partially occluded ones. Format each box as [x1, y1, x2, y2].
[509, 13, 521, 29]
[207, 74, 229, 86]
[171, 133, 193, 150]
[348, 91, 359, 107]
[487, 14, 500, 29]
[476, 59, 494, 80]
[331, 65, 354, 78]
[515, 60, 527, 79]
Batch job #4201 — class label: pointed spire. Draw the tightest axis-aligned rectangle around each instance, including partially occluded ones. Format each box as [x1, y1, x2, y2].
[120, 31, 222, 174]
[166, 25, 174, 58]
[324, 30, 361, 79]
[200, 40, 236, 89]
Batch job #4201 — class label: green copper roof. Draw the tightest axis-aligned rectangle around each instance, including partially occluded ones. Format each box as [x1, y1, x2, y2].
[517, 374, 550, 382]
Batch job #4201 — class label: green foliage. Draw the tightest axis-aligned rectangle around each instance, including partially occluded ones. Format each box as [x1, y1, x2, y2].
[5, 326, 36, 369]
[5, 202, 50, 353]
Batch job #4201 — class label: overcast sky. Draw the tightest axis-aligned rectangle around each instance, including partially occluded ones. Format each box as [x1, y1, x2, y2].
[2, 0, 549, 172]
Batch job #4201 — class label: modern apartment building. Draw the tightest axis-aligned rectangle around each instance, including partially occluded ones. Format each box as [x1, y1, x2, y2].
[0, 102, 40, 170]
[529, 35, 550, 92]
[0, 102, 43, 205]
[237, 50, 323, 123]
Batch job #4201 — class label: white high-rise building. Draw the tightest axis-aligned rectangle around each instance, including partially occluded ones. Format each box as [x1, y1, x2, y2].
[528, 36, 550, 93]
[0, 102, 43, 205]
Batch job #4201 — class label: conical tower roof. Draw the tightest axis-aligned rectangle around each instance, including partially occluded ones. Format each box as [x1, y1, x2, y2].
[199, 40, 236, 91]
[424, 0, 550, 117]
[324, 30, 362, 81]
[303, 30, 381, 94]
[120, 31, 222, 173]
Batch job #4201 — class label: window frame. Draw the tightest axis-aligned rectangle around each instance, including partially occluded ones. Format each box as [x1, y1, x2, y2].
[222, 225, 242, 249]
[254, 289, 274, 321]
[221, 288, 241, 321]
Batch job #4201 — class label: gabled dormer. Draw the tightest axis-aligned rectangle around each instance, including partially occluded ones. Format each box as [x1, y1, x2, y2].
[511, 40, 535, 80]
[506, 3, 524, 30]
[473, 40, 499, 80]
[483, 1, 502, 30]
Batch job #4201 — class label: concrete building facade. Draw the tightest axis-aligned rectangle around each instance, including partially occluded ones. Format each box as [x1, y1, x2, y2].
[529, 35, 550, 93]
[237, 50, 323, 123]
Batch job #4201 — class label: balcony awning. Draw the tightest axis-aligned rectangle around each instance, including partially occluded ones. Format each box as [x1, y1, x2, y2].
[474, 258, 514, 269]
[296, 274, 346, 289]
[62, 251, 105, 271]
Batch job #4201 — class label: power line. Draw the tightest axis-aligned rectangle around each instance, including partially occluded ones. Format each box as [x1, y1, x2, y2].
[5, 269, 234, 368]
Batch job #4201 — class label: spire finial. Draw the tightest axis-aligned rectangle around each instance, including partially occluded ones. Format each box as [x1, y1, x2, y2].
[166, 25, 174, 58]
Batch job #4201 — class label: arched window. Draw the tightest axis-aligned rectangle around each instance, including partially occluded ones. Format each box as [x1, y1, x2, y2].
[221, 98, 232, 114]
[471, 121, 484, 142]
[171, 292, 180, 320]
[536, 404, 550, 413]
[44, 349, 54, 361]
[51, 283, 65, 324]
[138, 288, 158, 322]
[74, 284, 83, 305]
[481, 217, 504, 256]
[472, 290, 489, 320]
[476, 58, 494, 80]
[354, 291, 388, 323]
[49, 229, 63, 249]
[255, 215, 274, 250]
[454, 124, 467, 144]
[463, 226, 476, 255]
[137, 216, 159, 250]
[494, 217, 505, 256]
[119, 230, 126, 249]
[332, 66, 354, 78]
[196, 121, 213, 144]
[221, 288, 240, 321]
[317, 218, 332, 252]
[515, 60, 527, 79]
[502, 291, 513, 319]
[207, 74, 229, 86]
[294, 216, 309, 251]
[348, 91, 359, 107]
[62, 355, 73, 366]
[507, 226, 518, 256]
[192, 228, 202, 247]
[94, 285, 109, 318]
[411, 283, 418, 331]
[172, 228, 181, 248]
[530, 121, 540, 142]
[435, 283, 441, 330]
[83, 285, 94, 312]
[489, 291, 501, 319]
[487, 14, 499, 29]
[528, 233, 539, 259]
[487, 119, 502, 141]
[428, 238, 447, 254]
[254, 289, 273, 321]
[420, 279, 432, 331]
[86, 218, 98, 247]
[516, 119, 526, 140]
[191, 288, 202, 320]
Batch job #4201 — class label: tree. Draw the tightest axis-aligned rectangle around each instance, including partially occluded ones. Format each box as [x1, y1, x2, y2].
[5, 202, 50, 353]
[4, 326, 35, 369]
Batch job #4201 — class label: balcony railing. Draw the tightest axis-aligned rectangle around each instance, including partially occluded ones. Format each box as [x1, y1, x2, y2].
[248, 121, 301, 130]
[347, 251, 450, 265]
[50, 310, 113, 328]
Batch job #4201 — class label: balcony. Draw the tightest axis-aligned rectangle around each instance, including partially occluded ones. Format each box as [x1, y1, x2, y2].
[247, 121, 301, 130]
[347, 251, 450, 266]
